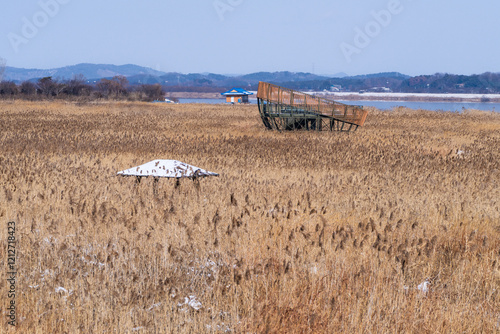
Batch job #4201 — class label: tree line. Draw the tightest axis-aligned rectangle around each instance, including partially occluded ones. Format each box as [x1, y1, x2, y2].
[3, 71, 500, 98]
[276, 72, 500, 94]
[0, 75, 170, 101]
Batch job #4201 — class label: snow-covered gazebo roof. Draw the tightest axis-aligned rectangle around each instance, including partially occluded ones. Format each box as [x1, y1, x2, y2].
[117, 160, 218, 178]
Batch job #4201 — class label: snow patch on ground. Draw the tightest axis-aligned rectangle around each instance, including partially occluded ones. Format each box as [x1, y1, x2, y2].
[178, 295, 202, 311]
[417, 280, 430, 294]
[314, 92, 500, 99]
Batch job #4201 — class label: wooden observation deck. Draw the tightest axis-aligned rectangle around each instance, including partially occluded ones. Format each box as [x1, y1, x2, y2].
[257, 82, 368, 132]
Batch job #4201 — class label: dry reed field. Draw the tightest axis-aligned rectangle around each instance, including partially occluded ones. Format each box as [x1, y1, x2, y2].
[0, 100, 499, 333]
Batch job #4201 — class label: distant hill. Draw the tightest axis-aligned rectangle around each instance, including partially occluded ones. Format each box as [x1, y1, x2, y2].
[329, 72, 349, 78]
[2, 63, 499, 94]
[3, 65, 333, 88]
[240, 71, 329, 83]
[347, 72, 410, 80]
[4, 63, 167, 82]
[3, 63, 407, 89]
[126, 71, 331, 88]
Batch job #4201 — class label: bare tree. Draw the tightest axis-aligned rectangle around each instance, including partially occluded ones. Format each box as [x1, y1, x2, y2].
[65, 74, 92, 96]
[0, 57, 6, 82]
[20, 81, 36, 96]
[96, 79, 116, 98]
[137, 83, 164, 101]
[36, 77, 67, 97]
[0, 81, 18, 97]
[96, 76, 129, 98]
[112, 75, 128, 93]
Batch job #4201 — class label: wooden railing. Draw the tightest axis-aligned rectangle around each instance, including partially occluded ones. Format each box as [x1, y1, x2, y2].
[257, 81, 368, 126]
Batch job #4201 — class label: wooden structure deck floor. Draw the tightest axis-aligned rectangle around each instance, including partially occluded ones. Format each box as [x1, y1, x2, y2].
[257, 82, 368, 132]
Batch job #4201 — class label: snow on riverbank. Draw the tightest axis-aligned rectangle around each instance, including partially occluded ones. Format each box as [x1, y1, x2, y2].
[308, 91, 500, 102]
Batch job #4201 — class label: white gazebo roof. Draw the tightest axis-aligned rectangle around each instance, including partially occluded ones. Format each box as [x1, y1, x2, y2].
[117, 160, 218, 178]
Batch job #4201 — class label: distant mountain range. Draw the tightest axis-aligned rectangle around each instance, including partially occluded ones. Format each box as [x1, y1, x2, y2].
[3, 63, 165, 82]
[2, 63, 406, 87]
[2, 63, 499, 94]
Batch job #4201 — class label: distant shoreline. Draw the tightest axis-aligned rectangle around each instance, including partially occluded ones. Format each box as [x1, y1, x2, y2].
[169, 91, 500, 103]
[319, 92, 500, 103]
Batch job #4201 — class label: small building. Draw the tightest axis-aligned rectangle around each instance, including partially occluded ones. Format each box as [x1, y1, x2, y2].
[330, 84, 342, 92]
[221, 88, 253, 104]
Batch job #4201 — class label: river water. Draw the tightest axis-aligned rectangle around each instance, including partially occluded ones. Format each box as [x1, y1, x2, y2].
[178, 98, 500, 112]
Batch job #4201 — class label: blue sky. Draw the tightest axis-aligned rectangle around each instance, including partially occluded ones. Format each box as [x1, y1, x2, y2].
[1, 0, 499, 76]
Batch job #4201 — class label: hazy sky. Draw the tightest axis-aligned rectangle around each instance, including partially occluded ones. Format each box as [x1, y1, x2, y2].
[1, 0, 499, 76]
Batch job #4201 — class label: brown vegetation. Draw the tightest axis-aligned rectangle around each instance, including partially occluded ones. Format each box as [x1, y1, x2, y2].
[0, 101, 499, 333]
[0, 76, 167, 102]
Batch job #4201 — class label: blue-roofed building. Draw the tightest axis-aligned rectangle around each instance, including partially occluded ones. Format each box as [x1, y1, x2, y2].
[221, 88, 253, 104]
